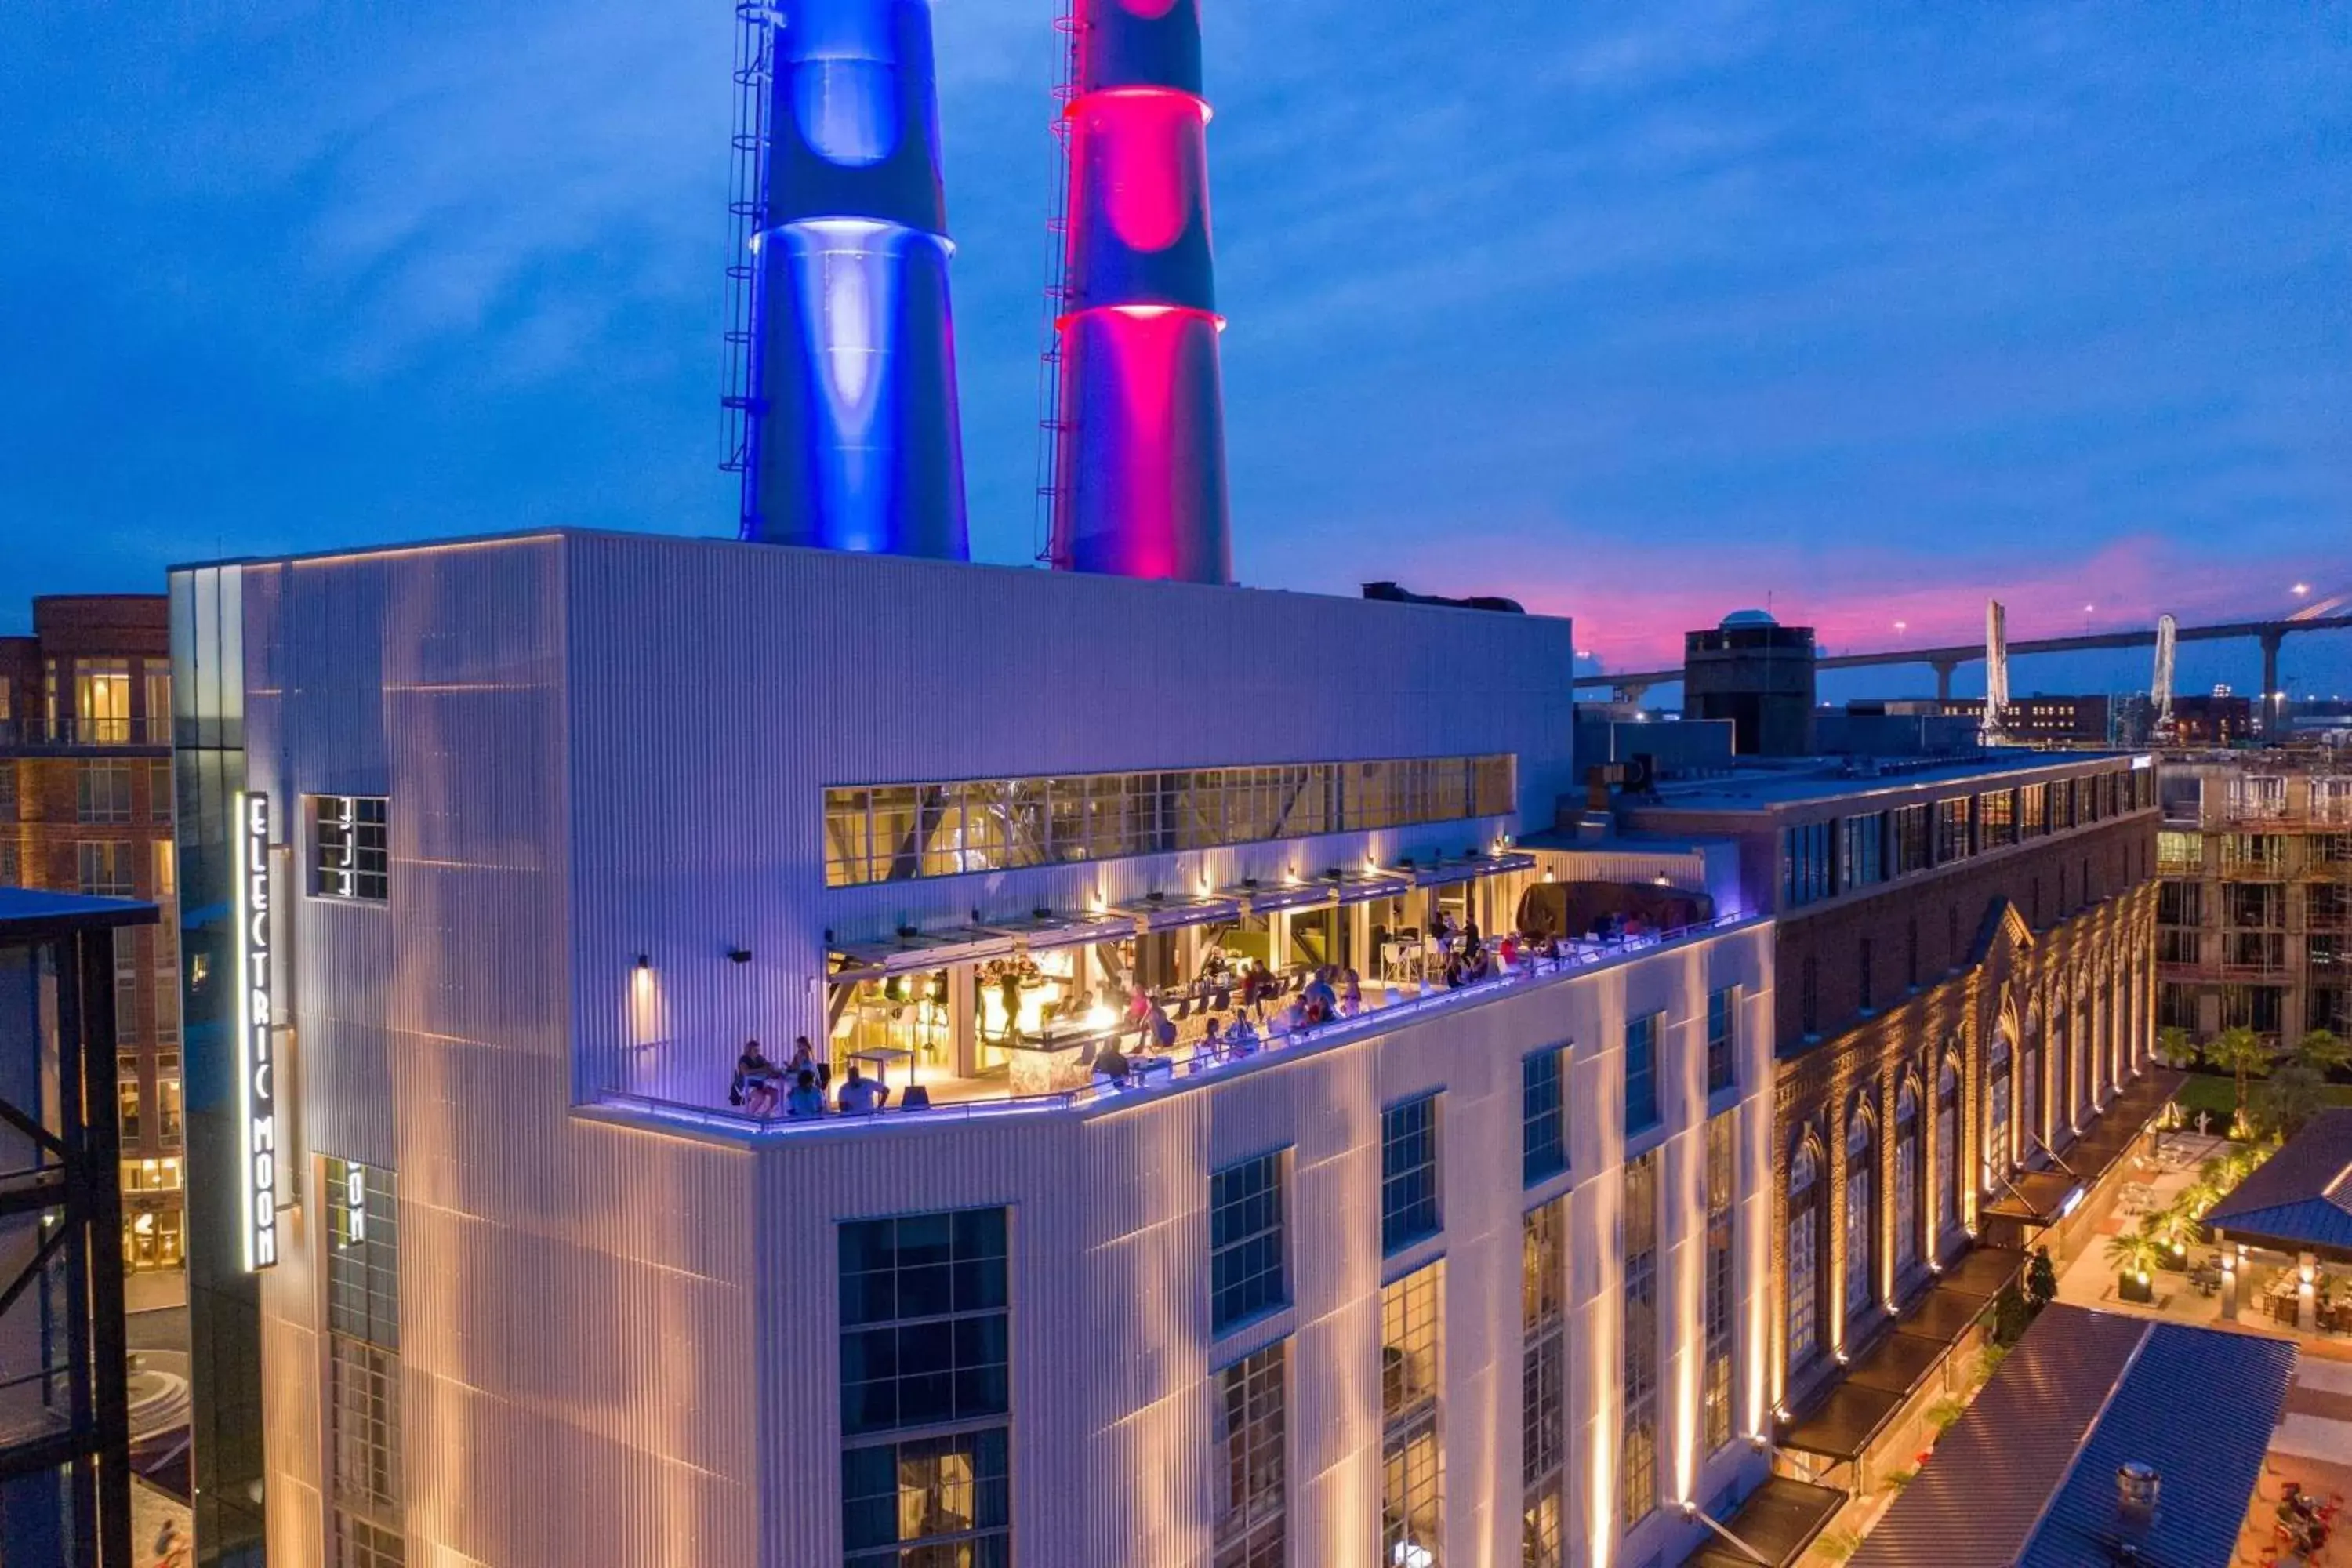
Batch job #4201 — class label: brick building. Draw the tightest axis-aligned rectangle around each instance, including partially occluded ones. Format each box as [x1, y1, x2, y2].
[1617, 750, 2163, 1504]
[2155, 752, 2352, 1044]
[0, 594, 184, 1269]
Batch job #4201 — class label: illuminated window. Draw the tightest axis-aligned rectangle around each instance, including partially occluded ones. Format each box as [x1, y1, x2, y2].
[1381, 1094, 1442, 1254]
[310, 796, 390, 902]
[1621, 1149, 1659, 1525]
[144, 670, 171, 746]
[158, 1075, 183, 1145]
[1935, 1054, 1961, 1242]
[1843, 1106, 1875, 1319]
[1890, 804, 1933, 876]
[1381, 1261, 1444, 1568]
[1781, 820, 1833, 907]
[1935, 797, 1973, 863]
[74, 659, 132, 745]
[1839, 813, 1885, 890]
[1894, 1082, 1921, 1278]
[1522, 1047, 1567, 1185]
[842, 1429, 1010, 1568]
[325, 1157, 405, 1568]
[1210, 1153, 1286, 1334]
[117, 1074, 142, 1145]
[1213, 1343, 1286, 1568]
[839, 1208, 1009, 1439]
[1985, 1034, 2013, 1188]
[822, 754, 1515, 887]
[151, 840, 176, 898]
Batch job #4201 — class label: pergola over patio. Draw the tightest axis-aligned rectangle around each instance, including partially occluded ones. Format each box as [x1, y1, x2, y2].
[2205, 1108, 2352, 1331]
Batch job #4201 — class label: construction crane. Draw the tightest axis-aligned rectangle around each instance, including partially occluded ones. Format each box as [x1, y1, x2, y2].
[2151, 612, 2178, 741]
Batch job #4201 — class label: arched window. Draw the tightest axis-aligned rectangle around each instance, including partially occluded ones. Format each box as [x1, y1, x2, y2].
[2074, 998, 2093, 1130]
[1984, 1031, 2013, 1189]
[1842, 1105, 1876, 1319]
[1935, 1054, 1961, 1243]
[1787, 1138, 1822, 1369]
[1893, 1080, 1922, 1278]
[2020, 1018, 2040, 1167]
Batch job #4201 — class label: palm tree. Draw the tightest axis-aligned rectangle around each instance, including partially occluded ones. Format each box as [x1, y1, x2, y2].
[2106, 1229, 2165, 1301]
[2155, 1025, 2201, 1071]
[2143, 1202, 2200, 1266]
[2205, 1026, 2273, 1137]
[2293, 1028, 2350, 1076]
[2176, 1178, 2223, 1220]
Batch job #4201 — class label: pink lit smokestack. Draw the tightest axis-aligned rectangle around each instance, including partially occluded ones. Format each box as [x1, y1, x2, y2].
[1045, 0, 1233, 585]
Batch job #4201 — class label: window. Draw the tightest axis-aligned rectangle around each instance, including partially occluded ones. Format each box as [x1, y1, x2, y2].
[1979, 789, 2016, 849]
[78, 761, 132, 823]
[2157, 831, 2201, 874]
[1210, 1154, 1287, 1334]
[326, 1158, 403, 1567]
[839, 1208, 1010, 1439]
[2227, 884, 2285, 928]
[0, 764, 15, 822]
[312, 796, 390, 902]
[1984, 1036, 2013, 1187]
[1890, 805, 1933, 876]
[1934, 797, 1973, 862]
[158, 1074, 183, 1145]
[1839, 813, 1885, 891]
[2020, 782, 2049, 837]
[1893, 1083, 1921, 1279]
[1798, 956, 1820, 1038]
[1782, 820, 1834, 907]
[823, 754, 1515, 886]
[1381, 1263, 1444, 1568]
[843, 1429, 1011, 1568]
[2224, 834, 2286, 876]
[1624, 1013, 1661, 1133]
[1522, 1047, 1568, 1185]
[1702, 1113, 1737, 1455]
[152, 840, 176, 899]
[2158, 880, 2205, 926]
[0, 842, 15, 887]
[118, 1074, 142, 1144]
[1786, 1140, 1821, 1369]
[1382, 1095, 1443, 1253]
[78, 841, 134, 897]
[2220, 984, 2285, 1035]
[1213, 1344, 1286, 1568]
[147, 759, 173, 822]
[1857, 938, 1875, 1015]
[1935, 1055, 1960, 1243]
[1705, 988, 1737, 1094]
[144, 670, 171, 746]
[74, 659, 132, 745]
[1522, 1203, 1567, 1566]
[1621, 1149, 1659, 1526]
[114, 943, 139, 1040]
[1843, 1106, 1875, 1319]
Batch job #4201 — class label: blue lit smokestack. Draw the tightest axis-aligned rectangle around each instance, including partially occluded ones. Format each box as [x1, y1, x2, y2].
[739, 0, 969, 557]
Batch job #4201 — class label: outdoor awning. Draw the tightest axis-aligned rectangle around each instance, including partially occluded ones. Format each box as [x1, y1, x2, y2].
[831, 926, 1015, 981]
[1389, 851, 1535, 887]
[1214, 878, 1331, 916]
[1691, 1478, 1846, 1568]
[982, 908, 1138, 953]
[1113, 890, 1243, 932]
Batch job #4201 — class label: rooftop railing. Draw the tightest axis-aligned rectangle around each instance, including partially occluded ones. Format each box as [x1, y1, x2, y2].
[587, 913, 1760, 1142]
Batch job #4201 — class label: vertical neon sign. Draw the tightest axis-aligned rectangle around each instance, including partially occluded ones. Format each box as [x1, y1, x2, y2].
[236, 792, 278, 1271]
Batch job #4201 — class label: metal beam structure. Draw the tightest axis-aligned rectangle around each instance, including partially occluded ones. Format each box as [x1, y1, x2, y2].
[0, 889, 153, 1568]
[1574, 612, 2352, 701]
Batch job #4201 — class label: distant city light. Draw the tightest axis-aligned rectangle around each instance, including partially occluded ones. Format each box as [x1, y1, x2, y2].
[2292, 583, 2310, 596]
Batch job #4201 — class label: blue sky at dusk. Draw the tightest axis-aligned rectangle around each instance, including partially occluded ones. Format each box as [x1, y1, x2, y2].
[2, 2, 2345, 698]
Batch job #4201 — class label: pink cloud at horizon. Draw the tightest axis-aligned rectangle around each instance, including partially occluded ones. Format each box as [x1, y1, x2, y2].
[1414, 535, 2340, 673]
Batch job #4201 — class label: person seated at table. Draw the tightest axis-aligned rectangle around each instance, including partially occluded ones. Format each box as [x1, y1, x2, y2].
[1465, 944, 1494, 983]
[1340, 967, 1364, 1016]
[1144, 998, 1179, 1053]
[786, 1035, 829, 1091]
[731, 1040, 781, 1117]
[1497, 932, 1520, 969]
[1092, 1039, 1132, 1086]
[1200, 1016, 1226, 1060]
[1229, 1014, 1261, 1056]
[785, 1069, 827, 1118]
[1269, 996, 1307, 1038]
[836, 1065, 887, 1115]
[1303, 967, 1338, 1017]
[1442, 948, 1468, 989]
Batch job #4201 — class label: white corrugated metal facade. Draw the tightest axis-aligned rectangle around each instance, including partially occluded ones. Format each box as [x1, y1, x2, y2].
[227, 529, 1773, 1568]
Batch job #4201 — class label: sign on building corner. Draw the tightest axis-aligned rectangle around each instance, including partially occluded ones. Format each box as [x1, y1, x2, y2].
[236, 792, 278, 1271]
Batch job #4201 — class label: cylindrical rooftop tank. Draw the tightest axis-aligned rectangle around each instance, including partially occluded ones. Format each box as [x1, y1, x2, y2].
[1047, 0, 1233, 585]
[742, 0, 970, 559]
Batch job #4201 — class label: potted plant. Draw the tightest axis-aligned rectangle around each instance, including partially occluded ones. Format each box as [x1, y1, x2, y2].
[2143, 1202, 2200, 1272]
[2107, 1229, 2163, 1303]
